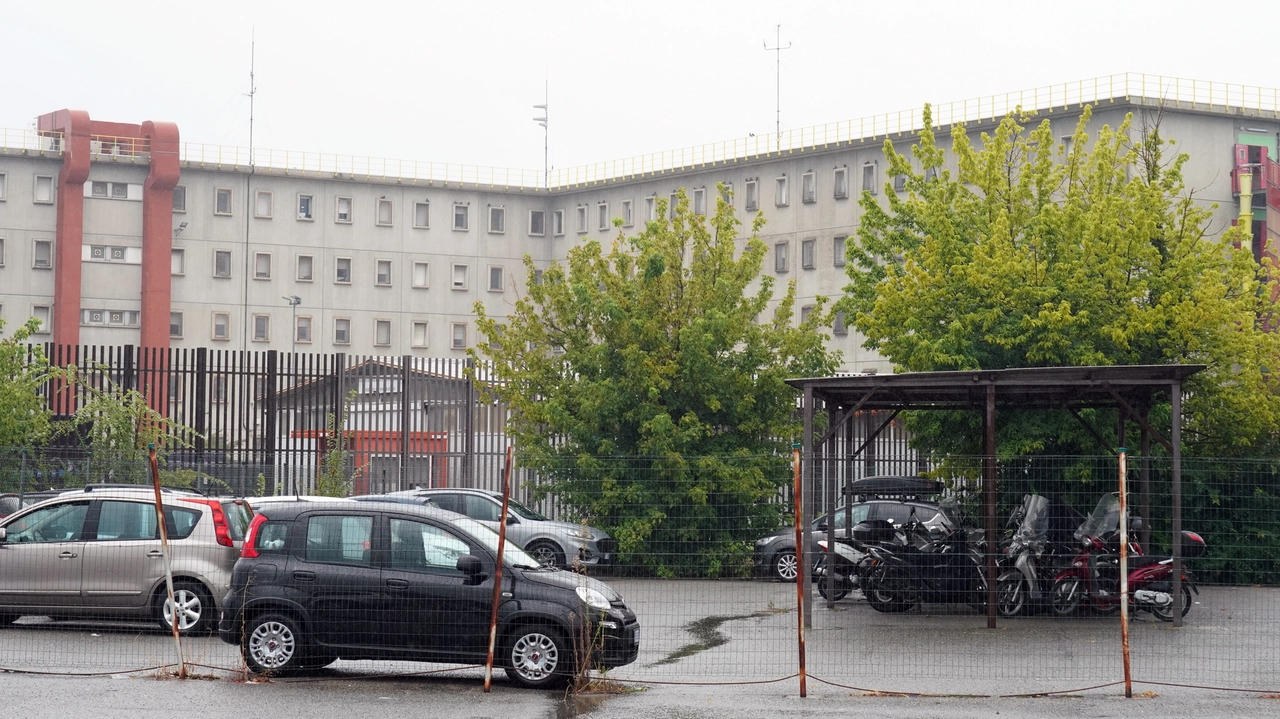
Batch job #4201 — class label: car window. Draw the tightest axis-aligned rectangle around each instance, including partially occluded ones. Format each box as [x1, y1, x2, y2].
[389, 518, 471, 575]
[97, 500, 159, 540]
[812, 503, 870, 530]
[428, 493, 462, 514]
[507, 499, 548, 521]
[873, 502, 936, 527]
[305, 515, 373, 566]
[255, 521, 288, 553]
[168, 507, 201, 539]
[463, 495, 501, 522]
[5, 501, 89, 543]
[221, 500, 252, 541]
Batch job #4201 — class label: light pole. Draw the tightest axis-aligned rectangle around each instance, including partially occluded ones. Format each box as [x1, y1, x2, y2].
[283, 295, 301, 355]
[533, 83, 548, 190]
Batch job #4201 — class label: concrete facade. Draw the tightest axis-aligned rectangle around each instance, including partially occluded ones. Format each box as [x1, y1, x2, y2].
[1, 80, 1276, 373]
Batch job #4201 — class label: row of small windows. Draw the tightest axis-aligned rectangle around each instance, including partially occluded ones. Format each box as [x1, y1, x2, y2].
[0, 238, 53, 269]
[773, 236, 849, 273]
[173, 248, 508, 292]
[171, 311, 469, 349]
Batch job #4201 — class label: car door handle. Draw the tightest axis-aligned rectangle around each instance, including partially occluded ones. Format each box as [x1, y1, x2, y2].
[292, 571, 316, 582]
[147, 550, 164, 558]
[385, 578, 409, 589]
[59, 551, 78, 559]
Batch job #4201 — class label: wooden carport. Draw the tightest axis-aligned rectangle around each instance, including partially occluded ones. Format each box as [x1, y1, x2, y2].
[786, 364, 1205, 629]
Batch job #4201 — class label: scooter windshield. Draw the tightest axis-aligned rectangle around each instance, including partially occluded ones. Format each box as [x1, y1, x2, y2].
[1011, 494, 1049, 554]
[1075, 493, 1120, 541]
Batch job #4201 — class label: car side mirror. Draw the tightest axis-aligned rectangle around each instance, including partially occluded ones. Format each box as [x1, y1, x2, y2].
[506, 515, 519, 525]
[457, 554, 484, 577]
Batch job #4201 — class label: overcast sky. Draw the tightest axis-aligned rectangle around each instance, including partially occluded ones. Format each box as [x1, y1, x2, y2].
[4, 0, 1277, 171]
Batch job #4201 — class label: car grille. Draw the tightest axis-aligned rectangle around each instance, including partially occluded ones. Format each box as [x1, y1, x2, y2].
[598, 538, 617, 554]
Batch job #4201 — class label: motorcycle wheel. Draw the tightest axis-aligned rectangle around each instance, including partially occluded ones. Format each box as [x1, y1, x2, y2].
[1050, 578, 1082, 617]
[997, 577, 1026, 618]
[817, 578, 850, 602]
[864, 571, 915, 614]
[1151, 584, 1193, 622]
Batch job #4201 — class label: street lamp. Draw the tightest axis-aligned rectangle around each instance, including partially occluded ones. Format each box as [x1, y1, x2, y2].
[283, 295, 301, 355]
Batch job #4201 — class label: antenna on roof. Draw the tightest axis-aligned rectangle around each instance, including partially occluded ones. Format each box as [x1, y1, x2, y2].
[763, 24, 791, 152]
[533, 81, 548, 190]
[246, 28, 257, 168]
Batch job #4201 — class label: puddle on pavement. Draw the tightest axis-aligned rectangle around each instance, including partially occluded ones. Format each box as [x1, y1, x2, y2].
[556, 693, 607, 719]
[649, 609, 782, 667]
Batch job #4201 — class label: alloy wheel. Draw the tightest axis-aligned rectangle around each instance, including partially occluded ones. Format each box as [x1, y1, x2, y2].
[162, 589, 203, 631]
[510, 631, 559, 682]
[248, 620, 297, 670]
[774, 551, 798, 581]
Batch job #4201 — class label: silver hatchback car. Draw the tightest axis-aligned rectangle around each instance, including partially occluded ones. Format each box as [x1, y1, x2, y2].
[0, 487, 251, 634]
[354, 488, 615, 569]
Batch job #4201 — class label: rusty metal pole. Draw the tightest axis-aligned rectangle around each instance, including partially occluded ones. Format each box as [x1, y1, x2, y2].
[149, 445, 185, 678]
[484, 445, 515, 692]
[792, 444, 807, 698]
[1118, 447, 1132, 698]
[984, 384, 997, 629]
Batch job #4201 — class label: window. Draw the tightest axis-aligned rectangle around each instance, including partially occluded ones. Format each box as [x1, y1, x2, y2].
[295, 316, 312, 343]
[376, 259, 392, 286]
[91, 182, 108, 197]
[833, 236, 846, 267]
[721, 183, 734, 206]
[88, 245, 129, 263]
[335, 257, 351, 284]
[451, 322, 467, 349]
[297, 194, 313, 220]
[254, 190, 273, 218]
[833, 311, 848, 336]
[170, 311, 183, 338]
[334, 318, 351, 345]
[3, 501, 88, 543]
[389, 519, 471, 574]
[775, 242, 789, 273]
[597, 202, 609, 230]
[214, 250, 232, 277]
[253, 314, 270, 342]
[453, 203, 468, 230]
[533, 269, 544, 285]
[800, 305, 814, 324]
[0, 172, 6, 200]
[552, 209, 564, 236]
[111, 182, 128, 199]
[644, 196, 657, 222]
[488, 265, 504, 292]
[212, 312, 230, 340]
[833, 167, 848, 199]
[374, 319, 391, 347]
[172, 185, 186, 212]
[296, 254, 314, 281]
[215, 188, 232, 215]
[451, 263, 468, 289]
[529, 209, 545, 236]
[488, 206, 505, 234]
[412, 261, 430, 288]
[335, 196, 352, 223]
[34, 175, 54, 204]
[668, 193, 679, 219]
[171, 248, 184, 275]
[862, 161, 877, 195]
[376, 198, 394, 226]
[413, 201, 430, 228]
[33, 240, 52, 269]
[775, 176, 789, 207]
[32, 305, 51, 334]
[305, 515, 373, 567]
[576, 205, 587, 233]
[0, 238, 5, 266]
[802, 172, 816, 203]
[621, 200, 633, 227]
[254, 252, 272, 280]
[411, 321, 428, 348]
[801, 238, 815, 269]
[693, 188, 706, 216]
[745, 180, 758, 211]
[211, 375, 228, 402]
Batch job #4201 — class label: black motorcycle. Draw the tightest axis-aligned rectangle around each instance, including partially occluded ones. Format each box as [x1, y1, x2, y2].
[858, 516, 987, 613]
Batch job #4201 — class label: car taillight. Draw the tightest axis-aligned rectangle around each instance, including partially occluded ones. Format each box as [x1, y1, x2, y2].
[180, 498, 234, 547]
[241, 513, 269, 559]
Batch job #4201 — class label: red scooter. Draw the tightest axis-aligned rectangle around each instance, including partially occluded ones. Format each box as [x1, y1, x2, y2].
[1050, 494, 1206, 621]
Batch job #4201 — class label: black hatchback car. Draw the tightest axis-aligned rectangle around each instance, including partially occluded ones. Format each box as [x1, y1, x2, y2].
[217, 500, 639, 688]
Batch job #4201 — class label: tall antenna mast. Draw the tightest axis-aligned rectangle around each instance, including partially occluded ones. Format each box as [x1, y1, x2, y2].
[533, 83, 548, 190]
[763, 24, 791, 152]
[246, 29, 257, 167]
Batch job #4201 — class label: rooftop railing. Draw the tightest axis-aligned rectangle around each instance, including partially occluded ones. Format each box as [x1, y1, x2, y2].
[5, 73, 1278, 190]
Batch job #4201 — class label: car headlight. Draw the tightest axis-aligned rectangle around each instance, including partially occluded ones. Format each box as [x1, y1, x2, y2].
[575, 586, 611, 610]
[566, 528, 593, 540]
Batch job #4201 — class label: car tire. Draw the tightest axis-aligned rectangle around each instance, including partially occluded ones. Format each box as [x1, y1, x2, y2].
[155, 581, 214, 635]
[527, 540, 566, 569]
[242, 613, 305, 676]
[504, 624, 571, 689]
[771, 550, 798, 582]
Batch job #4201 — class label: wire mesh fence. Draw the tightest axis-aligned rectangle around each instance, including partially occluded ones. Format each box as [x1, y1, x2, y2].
[0, 451, 1277, 695]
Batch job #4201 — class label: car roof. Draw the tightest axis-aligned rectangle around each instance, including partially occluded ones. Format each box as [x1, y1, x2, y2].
[392, 487, 499, 498]
[251, 498, 466, 523]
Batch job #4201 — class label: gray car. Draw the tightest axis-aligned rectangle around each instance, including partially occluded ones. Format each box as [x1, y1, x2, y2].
[0, 487, 251, 634]
[353, 488, 615, 569]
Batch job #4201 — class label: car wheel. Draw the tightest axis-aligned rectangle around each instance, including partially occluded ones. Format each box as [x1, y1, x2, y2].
[504, 625, 570, 689]
[242, 613, 305, 675]
[772, 550, 798, 582]
[155, 581, 214, 635]
[527, 540, 566, 569]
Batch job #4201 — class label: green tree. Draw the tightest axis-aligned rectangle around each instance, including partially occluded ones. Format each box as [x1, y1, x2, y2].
[843, 105, 1280, 457]
[472, 189, 837, 576]
[0, 318, 54, 449]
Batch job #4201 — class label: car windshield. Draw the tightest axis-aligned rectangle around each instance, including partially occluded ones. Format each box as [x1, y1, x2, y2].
[449, 516, 541, 567]
[507, 499, 548, 521]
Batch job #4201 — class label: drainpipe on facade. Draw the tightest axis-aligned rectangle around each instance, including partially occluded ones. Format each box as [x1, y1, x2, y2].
[1238, 167, 1254, 228]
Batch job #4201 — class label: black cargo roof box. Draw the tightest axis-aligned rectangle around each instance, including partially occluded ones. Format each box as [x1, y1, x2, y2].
[847, 476, 944, 498]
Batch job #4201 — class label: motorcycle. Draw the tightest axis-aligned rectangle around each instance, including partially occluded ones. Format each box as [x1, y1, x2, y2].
[994, 494, 1081, 617]
[858, 515, 987, 614]
[1050, 493, 1206, 621]
[814, 536, 863, 601]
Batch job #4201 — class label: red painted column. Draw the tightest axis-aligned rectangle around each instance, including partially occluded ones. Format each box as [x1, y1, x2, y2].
[37, 110, 92, 350]
[140, 120, 181, 351]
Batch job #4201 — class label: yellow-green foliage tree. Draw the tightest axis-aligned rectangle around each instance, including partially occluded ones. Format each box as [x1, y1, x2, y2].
[472, 190, 837, 576]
